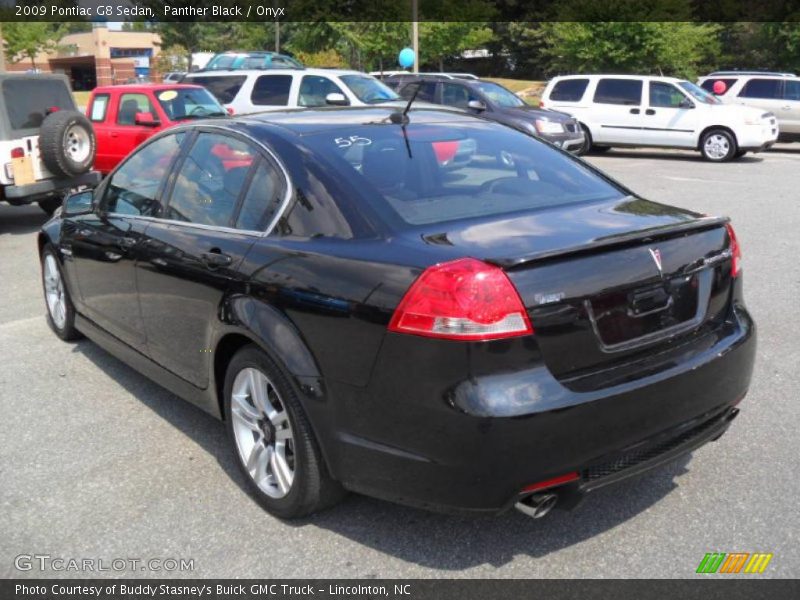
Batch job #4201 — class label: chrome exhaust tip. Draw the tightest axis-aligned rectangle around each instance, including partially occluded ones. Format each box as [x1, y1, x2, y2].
[515, 492, 558, 519]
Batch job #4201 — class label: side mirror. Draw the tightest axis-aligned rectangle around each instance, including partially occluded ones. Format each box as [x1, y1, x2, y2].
[325, 92, 349, 106]
[679, 98, 695, 109]
[134, 112, 160, 126]
[62, 190, 94, 217]
[467, 99, 487, 112]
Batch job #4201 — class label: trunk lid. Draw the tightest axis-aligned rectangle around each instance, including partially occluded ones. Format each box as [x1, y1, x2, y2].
[411, 198, 736, 385]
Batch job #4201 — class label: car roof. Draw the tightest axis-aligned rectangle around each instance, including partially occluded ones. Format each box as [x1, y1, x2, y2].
[551, 74, 686, 83]
[705, 71, 797, 77]
[224, 105, 490, 137]
[185, 68, 364, 78]
[92, 83, 205, 93]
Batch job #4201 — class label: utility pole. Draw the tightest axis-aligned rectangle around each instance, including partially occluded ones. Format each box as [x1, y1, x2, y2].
[411, 0, 418, 73]
[275, 22, 280, 54]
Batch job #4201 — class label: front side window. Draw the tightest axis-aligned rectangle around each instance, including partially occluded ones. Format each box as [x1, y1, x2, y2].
[185, 75, 246, 104]
[441, 83, 477, 108]
[550, 79, 589, 102]
[89, 94, 110, 122]
[117, 93, 155, 126]
[302, 123, 625, 228]
[339, 75, 398, 104]
[103, 133, 184, 216]
[165, 133, 256, 227]
[251, 75, 293, 106]
[155, 87, 226, 121]
[593, 79, 643, 105]
[298, 76, 345, 107]
[649, 82, 687, 108]
[739, 78, 783, 99]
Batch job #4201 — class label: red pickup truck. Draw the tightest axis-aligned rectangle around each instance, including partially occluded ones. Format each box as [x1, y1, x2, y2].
[85, 83, 227, 173]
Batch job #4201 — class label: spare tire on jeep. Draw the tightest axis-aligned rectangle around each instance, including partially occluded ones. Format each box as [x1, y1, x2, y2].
[39, 110, 96, 177]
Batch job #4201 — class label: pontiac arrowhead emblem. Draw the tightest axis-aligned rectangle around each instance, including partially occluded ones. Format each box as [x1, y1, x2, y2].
[649, 248, 663, 276]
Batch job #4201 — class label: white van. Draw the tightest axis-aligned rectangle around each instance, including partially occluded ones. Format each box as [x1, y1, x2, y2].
[541, 74, 778, 161]
[183, 68, 400, 115]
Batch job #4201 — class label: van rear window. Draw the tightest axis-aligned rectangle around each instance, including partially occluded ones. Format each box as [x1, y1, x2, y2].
[2, 79, 75, 131]
[550, 79, 589, 102]
[185, 75, 246, 104]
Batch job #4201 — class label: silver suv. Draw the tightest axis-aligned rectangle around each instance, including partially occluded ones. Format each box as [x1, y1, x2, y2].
[699, 72, 800, 143]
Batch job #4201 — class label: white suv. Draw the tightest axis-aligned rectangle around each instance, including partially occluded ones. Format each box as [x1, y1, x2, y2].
[541, 74, 778, 161]
[182, 68, 400, 115]
[697, 72, 800, 143]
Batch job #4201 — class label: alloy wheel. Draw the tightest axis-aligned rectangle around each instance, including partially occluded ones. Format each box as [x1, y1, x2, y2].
[43, 253, 66, 330]
[703, 134, 730, 160]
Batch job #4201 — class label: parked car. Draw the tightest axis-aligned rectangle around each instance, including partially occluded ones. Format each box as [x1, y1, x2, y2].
[86, 83, 227, 174]
[384, 72, 478, 90]
[202, 51, 303, 71]
[698, 72, 800, 143]
[162, 72, 186, 83]
[396, 76, 585, 152]
[182, 68, 400, 114]
[40, 105, 754, 519]
[0, 73, 100, 215]
[541, 74, 779, 161]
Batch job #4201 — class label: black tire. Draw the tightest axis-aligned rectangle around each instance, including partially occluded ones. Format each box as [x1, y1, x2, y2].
[575, 124, 611, 156]
[38, 197, 62, 216]
[224, 345, 345, 518]
[39, 110, 96, 177]
[41, 244, 82, 341]
[734, 149, 748, 159]
[590, 145, 611, 154]
[700, 128, 737, 162]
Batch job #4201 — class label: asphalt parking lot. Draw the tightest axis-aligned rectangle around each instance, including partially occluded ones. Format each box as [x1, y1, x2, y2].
[1, 146, 799, 579]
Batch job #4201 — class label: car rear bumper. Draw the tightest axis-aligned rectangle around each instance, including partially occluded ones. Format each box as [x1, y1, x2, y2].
[322, 305, 756, 515]
[3, 170, 101, 202]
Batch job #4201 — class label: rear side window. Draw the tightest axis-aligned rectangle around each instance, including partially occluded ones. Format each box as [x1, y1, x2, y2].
[739, 78, 783, 99]
[165, 133, 256, 227]
[251, 75, 293, 106]
[700, 78, 737, 95]
[593, 79, 642, 105]
[785, 80, 800, 101]
[235, 161, 285, 231]
[550, 79, 589, 102]
[89, 94, 110, 122]
[186, 76, 246, 104]
[1, 78, 75, 131]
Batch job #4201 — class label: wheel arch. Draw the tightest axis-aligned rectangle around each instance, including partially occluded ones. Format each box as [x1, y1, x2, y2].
[697, 124, 738, 150]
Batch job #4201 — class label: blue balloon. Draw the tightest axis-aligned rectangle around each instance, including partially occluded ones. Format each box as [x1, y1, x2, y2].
[398, 47, 415, 69]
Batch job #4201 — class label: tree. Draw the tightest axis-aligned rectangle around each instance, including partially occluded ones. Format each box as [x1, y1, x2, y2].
[419, 23, 494, 71]
[328, 22, 409, 72]
[2, 23, 63, 69]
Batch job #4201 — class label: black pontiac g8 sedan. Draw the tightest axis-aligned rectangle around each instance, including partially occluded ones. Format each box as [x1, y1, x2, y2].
[39, 106, 755, 519]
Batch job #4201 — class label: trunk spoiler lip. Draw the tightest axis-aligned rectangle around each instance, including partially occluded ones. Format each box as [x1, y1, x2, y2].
[486, 215, 731, 270]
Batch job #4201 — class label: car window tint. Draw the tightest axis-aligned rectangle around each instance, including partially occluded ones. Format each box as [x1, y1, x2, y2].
[103, 133, 184, 216]
[89, 94, 110, 122]
[441, 83, 475, 108]
[118, 93, 155, 125]
[649, 82, 687, 108]
[550, 79, 589, 101]
[165, 133, 255, 227]
[400, 81, 437, 102]
[251, 75, 293, 106]
[739, 78, 783, 99]
[186, 75, 246, 104]
[298, 75, 346, 107]
[593, 79, 642, 105]
[1, 78, 75, 131]
[785, 80, 800, 101]
[700, 78, 737, 95]
[235, 161, 285, 231]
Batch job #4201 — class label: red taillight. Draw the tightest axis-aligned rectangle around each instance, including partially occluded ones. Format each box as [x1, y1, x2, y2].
[725, 223, 741, 277]
[47, 106, 60, 114]
[521, 472, 580, 493]
[388, 257, 533, 341]
[539, 100, 545, 108]
[10, 147, 25, 159]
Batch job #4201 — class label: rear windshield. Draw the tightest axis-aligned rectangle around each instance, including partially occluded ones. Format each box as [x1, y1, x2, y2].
[184, 75, 246, 104]
[2, 79, 75, 131]
[303, 122, 625, 227]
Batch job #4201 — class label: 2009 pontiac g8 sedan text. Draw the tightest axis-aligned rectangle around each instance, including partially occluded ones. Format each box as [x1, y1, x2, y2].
[39, 106, 755, 519]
